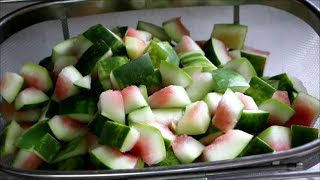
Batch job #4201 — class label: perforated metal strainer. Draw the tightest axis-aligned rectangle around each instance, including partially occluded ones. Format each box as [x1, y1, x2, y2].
[0, 0, 319, 179]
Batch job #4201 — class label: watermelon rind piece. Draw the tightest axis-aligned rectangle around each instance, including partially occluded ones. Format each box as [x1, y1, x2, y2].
[244, 76, 276, 105]
[99, 121, 140, 152]
[176, 101, 211, 135]
[212, 68, 250, 93]
[33, 133, 61, 162]
[160, 60, 192, 88]
[163, 17, 190, 43]
[202, 130, 253, 161]
[211, 24, 248, 50]
[258, 125, 291, 152]
[0, 121, 23, 155]
[53, 136, 87, 163]
[15, 120, 51, 150]
[238, 137, 274, 157]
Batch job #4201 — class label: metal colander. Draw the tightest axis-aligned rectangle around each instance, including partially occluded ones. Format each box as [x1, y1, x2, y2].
[0, 0, 319, 179]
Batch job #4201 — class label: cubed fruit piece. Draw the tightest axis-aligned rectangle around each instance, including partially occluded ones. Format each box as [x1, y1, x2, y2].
[57, 156, 85, 171]
[12, 149, 44, 170]
[20, 63, 53, 93]
[177, 101, 211, 135]
[146, 41, 180, 68]
[53, 65, 83, 101]
[51, 35, 93, 74]
[175, 36, 204, 55]
[0, 72, 24, 104]
[124, 36, 149, 60]
[74, 75, 91, 90]
[244, 76, 276, 105]
[88, 114, 110, 137]
[99, 90, 125, 124]
[186, 72, 216, 102]
[90, 145, 138, 169]
[15, 120, 51, 150]
[241, 49, 268, 77]
[235, 92, 258, 110]
[125, 27, 152, 42]
[291, 125, 319, 148]
[121, 85, 148, 114]
[59, 95, 98, 122]
[182, 66, 203, 76]
[128, 106, 154, 125]
[235, 110, 269, 134]
[147, 122, 176, 149]
[48, 115, 87, 142]
[285, 92, 320, 127]
[153, 148, 181, 167]
[272, 91, 290, 105]
[172, 135, 204, 164]
[259, 98, 295, 126]
[14, 88, 49, 111]
[258, 125, 291, 152]
[97, 56, 129, 90]
[224, 57, 257, 82]
[212, 89, 244, 133]
[131, 122, 166, 166]
[270, 73, 307, 101]
[99, 121, 140, 152]
[203, 92, 223, 116]
[152, 108, 184, 126]
[137, 21, 171, 41]
[148, 85, 191, 108]
[212, 69, 250, 93]
[204, 38, 232, 67]
[202, 130, 253, 161]
[179, 51, 217, 72]
[112, 54, 155, 89]
[163, 17, 190, 43]
[53, 136, 87, 163]
[0, 121, 23, 155]
[160, 60, 192, 88]
[76, 39, 112, 76]
[83, 24, 126, 55]
[211, 24, 248, 50]
[238, 137, 274, 157]
[33, 133, 61, 162]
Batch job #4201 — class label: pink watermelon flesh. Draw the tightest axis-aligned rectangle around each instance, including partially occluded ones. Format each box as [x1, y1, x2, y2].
[202, 130, 253, 162]
[54, 66, 81, 101]
[130, 123, 166, 166]
[235, 92, 258, 110]
[258, 125, 291, 152]
[272, 91, 290, 105]
[13, 149, 44, 170]
[124, 36, 148, 60]
[125, 27, 151, 42]
[121, 85, 148, 114]
[172, 135, 205, 164]
[175, 36, 203, 55]
[148, 85, 191, 108]
[176, 101, 211, 135]
[212, 89, 244, 132]
[285, 92, 320, 127]
[99, 90, 125, 124]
